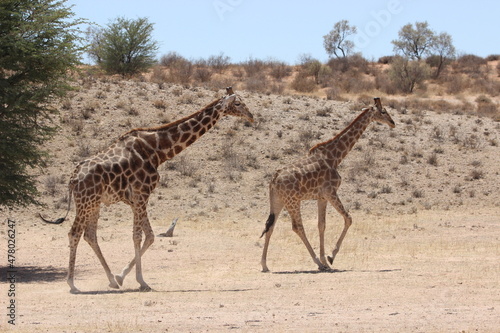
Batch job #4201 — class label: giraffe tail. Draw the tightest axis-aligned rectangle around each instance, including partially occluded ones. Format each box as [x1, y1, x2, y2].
[260, 213, 275, 238]
[39, 186, 73, 224]
[39, 214, 66, 224]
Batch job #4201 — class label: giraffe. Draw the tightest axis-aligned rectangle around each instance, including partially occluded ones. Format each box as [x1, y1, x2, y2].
[260, 97, 395, 272]
[40, 87, 253, 293]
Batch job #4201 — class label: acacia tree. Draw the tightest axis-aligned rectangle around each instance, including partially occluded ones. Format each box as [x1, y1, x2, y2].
[392, 21, 434, 60]
[0, 0, 84, 208]
[323, 20, 357, 59]
[429, 32, 456, 78]
[391, 21, 455, 84]
[88, 17, 159, 75]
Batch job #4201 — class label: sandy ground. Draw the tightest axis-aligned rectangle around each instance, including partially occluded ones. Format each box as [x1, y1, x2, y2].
[1, 81, 499, 332]
[1, 207, 499, 332]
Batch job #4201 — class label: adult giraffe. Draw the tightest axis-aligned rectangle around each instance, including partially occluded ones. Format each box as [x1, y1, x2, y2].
[41, 87, 253, 293]
[260, 97, 395, 272]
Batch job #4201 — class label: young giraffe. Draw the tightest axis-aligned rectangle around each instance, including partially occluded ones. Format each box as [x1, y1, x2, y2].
[41, 87, 253, 293]
[260, 97, 395, 272]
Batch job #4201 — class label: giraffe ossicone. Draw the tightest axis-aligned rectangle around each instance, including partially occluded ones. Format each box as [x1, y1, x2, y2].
[260, 97, 395, 272]
[41, 87, 253, 293]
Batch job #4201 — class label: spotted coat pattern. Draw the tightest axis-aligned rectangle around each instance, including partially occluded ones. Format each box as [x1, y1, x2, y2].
[260, 98, 395, 272]
[61, 89, 253, 293]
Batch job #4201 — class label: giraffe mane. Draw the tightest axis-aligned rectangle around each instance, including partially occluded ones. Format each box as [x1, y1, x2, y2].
[308, 107, 371, 154]
[118, 99, 221, 140]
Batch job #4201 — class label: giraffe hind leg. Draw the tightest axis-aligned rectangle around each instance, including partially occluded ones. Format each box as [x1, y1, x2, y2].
[288, 203, 329, 271]
[67, 221, 84, 293]
[261, 213, 276, 272]
[83, 217, 119, 290]
[260, 190, 284, 272]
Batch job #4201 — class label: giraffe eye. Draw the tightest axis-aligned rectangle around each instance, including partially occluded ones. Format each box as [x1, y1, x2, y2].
[235, 102, 241, 106]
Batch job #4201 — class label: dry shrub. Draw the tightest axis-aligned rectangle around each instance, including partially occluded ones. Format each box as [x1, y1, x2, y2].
[426, 99, 456, 113]
[207, 52, 230, 74]
[193, 67, 213, 83]
[375, 72, 398, 95]
[327, 57, 350, 73]
[475, 95, 499, 119]
[268, 83, 286, 95]
[160, 52, 186, 67]
[378, 56, 394, 64]
[325, 86, 342, 100]
[168, 59, 192, 85]
[443, 74, 470, 94]
[158, 52, 193, 85]
[452, 54, 487, 76]
[383, 98, 402, 111]
[177, 92, 196, 104]
[203, 77, 234, 92]
[291, 72, 316, 93]
[242, 58, 266, 77]
[339, 75, 374, 93]
[485, 54, 500, 61]
[61, 98, 72, 110]
[44, 175, 59, 196]
[471, 78, 500, 96]
[244, 74, 270, 93]
[268, 60, 292, 80]
[388, 57, 431, 94]
[154, 66, 170, 85]
[153, 99, 167, 110]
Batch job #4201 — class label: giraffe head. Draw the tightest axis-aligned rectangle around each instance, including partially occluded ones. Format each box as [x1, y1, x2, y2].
[216, 87, 254, 123]
[370, 97, 395, 128]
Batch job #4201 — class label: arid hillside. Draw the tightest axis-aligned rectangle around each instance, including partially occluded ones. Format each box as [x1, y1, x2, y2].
[3, 72, 499, 332]
[30, 74, 499, 222]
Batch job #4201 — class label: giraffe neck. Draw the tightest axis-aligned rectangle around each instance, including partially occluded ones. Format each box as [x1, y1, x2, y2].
[310, 108, 373, 166]
[125, 99, 222, 167]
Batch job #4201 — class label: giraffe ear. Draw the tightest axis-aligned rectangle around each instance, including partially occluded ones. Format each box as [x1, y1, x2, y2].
[221, 94, 236, 108]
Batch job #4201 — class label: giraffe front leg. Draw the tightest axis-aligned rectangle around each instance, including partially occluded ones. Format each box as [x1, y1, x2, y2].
[317, 199, 330, 268]
[326, 194, 352, 265]
[115, 215, 154, 291]
[289, 206, 329, 271]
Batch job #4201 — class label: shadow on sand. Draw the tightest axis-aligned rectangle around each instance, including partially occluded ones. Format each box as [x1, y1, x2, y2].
[273, 268, 402, 275]
[0, 265, 66, 283]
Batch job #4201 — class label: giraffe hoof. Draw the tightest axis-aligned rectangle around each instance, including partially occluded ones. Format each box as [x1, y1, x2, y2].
[115, 275, 124, 287]
[327, 256, 333, 265]
[69, 287, 81, 294]
[109, 281, 120, 289]
[318, 264, 330, 271]
[139, 285, 152, 292]
[262, 268, 270, 273]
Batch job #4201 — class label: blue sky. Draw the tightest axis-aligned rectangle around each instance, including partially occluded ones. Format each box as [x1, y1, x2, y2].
[67, 0, 500, 64]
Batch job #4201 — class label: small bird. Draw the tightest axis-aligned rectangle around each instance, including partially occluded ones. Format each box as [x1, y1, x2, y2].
[158, 218, 178, 237]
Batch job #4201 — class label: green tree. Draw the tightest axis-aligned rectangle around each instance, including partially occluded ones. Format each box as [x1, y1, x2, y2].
[0, 0, 84, 208]
[392, 21, 434, 60]
[323, 20, 357, 59]
[89, 17, 159, 75]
